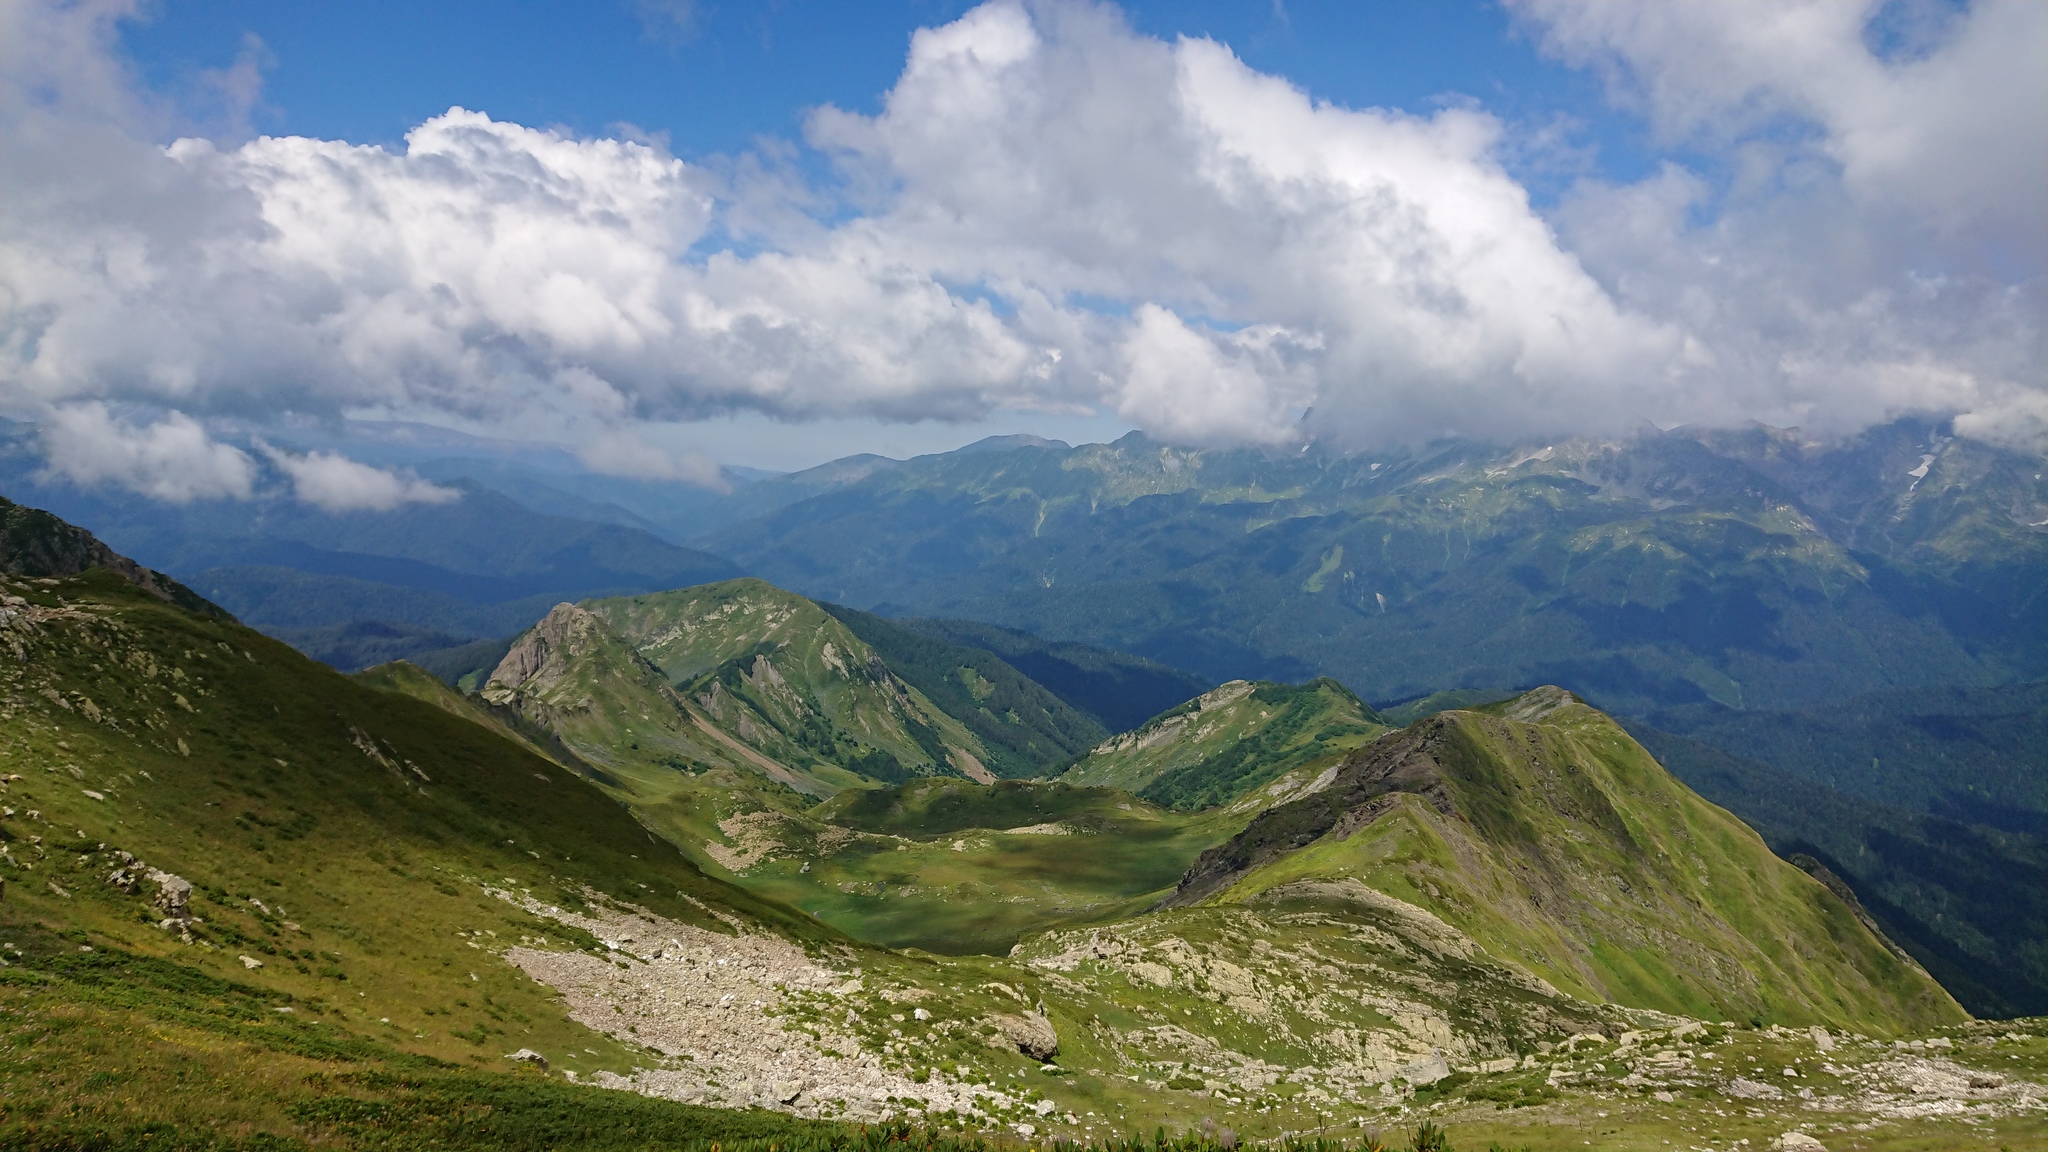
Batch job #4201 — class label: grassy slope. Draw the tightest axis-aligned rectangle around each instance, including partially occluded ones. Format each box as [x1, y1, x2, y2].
[819, 603, 1107, 777]
[584, 580, 992, 783]
[1061, 680, 1388, 810]
[470, 586, 1239, 954]
[2, 573, 2040, 1151]
[894, 617, 1211, 734]
[1635, 723, 2048, 1019]
[0, 569, 838, 1128]
[693, 778, 1249, 955]
[1188, 689, 1966, 1035]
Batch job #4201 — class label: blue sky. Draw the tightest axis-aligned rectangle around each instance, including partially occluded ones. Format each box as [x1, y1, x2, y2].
[122, 0, 1651, 195]
[5, 0, 2040, 492]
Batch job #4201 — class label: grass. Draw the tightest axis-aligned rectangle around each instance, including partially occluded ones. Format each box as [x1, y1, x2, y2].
[0, 569, 824, 1079]
[701, 779, 1247, 954]
[1199, 693, 1967, 1035]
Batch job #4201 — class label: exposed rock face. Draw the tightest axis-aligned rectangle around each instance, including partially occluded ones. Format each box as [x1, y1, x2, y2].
[486, 886, 1033, 1124]
[483, 603, 607, 702]
[0, 495, 221, 616]
[987, 1011, 1059, 1061]
[1164, 719, 1452, 906]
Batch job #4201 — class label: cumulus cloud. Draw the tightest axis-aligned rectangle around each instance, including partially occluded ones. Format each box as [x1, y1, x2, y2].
[37, 403, 255, 502]
[1511, 0, 2047, 445]
[1, 0, 2041, 473]
[259, 444, 459, 513]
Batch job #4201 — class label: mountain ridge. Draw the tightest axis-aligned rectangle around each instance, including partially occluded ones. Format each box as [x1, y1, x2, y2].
[1167, 686, 1965, 1033]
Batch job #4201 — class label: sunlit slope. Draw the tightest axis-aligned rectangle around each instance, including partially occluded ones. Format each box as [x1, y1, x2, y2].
[1173, 687, 1967, 1034]
[0, 566, 821, 1081]
[1061, 678, 1388, 809]
[582, 579, 1003, 784]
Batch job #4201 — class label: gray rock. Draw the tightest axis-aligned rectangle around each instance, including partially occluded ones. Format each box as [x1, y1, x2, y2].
[986, 1012, 1059, 1061]
[1399, 1051, 1451, 1086]
[147, 869, 192, 921]
[506, 1048, 549, 1071]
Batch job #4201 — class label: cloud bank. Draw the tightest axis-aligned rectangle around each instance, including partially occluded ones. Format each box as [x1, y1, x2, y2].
[2, 0, 2041, 502]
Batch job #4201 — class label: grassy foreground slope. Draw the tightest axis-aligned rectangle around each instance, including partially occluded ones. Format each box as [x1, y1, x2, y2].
[1175, 688, 1966, 1035]
[1060, 679, 1388, 809]
[0, 563, 837, 1136]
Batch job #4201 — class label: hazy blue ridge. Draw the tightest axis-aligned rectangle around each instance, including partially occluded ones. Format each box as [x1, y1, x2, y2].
[891, 616, 1212, 733]
[697, 419, 2047, 716]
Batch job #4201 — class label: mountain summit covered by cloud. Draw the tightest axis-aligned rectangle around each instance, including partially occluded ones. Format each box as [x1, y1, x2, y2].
[2, 0, 2042, 503]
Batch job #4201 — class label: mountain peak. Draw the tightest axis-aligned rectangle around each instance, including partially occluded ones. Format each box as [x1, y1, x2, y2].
[0, 492, 222, 616]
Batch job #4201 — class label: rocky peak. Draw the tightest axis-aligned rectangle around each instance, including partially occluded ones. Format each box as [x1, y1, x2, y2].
[0, 495, 221, 616]
[483, 602, 605, 701]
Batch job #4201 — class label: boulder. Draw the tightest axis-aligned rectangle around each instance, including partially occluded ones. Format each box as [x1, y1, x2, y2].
[986, 1011, 1058, 1061]
[505, 1048, 549, 1071]
[1398, 1051, 1451, 1086]
[147, 869, 192, 921]
[1772, 1133, 1827, 1151]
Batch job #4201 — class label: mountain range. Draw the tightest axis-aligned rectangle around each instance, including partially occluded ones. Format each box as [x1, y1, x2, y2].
[3, 421, 2045, 1148]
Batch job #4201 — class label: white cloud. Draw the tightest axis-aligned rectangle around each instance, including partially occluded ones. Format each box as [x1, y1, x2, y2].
[575, 429, 724, 487]
[1510, 0, 2047, 447]
[37, 403, 255, 502]
[0, 0, 2041, 463]
[258, 445, 459, 513]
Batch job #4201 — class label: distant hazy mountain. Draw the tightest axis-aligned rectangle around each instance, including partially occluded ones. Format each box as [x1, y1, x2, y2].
[700, 418, 2046, 717]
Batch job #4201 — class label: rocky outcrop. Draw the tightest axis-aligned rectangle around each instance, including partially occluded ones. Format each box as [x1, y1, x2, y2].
[986, 1011, 1059, 1061]
[1163, 719, 1451, 906]
[0, 495, 222, 616]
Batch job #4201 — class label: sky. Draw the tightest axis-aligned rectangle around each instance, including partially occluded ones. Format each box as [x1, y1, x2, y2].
[1, 0, 2042, 499]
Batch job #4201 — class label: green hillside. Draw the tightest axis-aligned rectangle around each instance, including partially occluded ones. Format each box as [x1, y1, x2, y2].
[1635, 724, 2048, 1019]
[816, 602, 1107, 777]
[581, 580, 999, 785]
[1172, 687, 1966, 1034]
[3, 499, 2040, 1152]
[735, 778, 1249, 954]
[1060, 679, 1388, 809]
[0, 564, 828, 1130]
